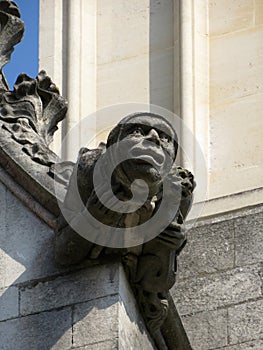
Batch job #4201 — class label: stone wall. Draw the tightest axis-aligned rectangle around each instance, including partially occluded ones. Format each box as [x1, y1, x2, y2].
[209, 0, 263, 199]
[173, 206, 263, 349]
[39, 0, 180, 158]
[1, 176, 262, 349]
[0, 180, 155, 350]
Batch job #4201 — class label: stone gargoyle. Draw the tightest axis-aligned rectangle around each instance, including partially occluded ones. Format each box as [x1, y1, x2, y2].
[54, 112, 195, 337]
[0, 1, 195, 349]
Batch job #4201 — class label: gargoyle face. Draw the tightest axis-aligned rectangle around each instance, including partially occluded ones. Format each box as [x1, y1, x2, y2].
[110, 115, 177, 193]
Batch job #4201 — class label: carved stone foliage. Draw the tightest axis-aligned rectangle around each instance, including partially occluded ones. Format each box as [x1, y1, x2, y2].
[0, 1, 68, 170]
[0, 71, 68, 166]
[0, 1, 24, 68]
[0, 1, 69, 218]
[0, 0, 24, 90]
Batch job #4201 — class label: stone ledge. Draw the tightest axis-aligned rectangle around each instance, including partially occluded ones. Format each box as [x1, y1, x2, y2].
[20, 263, 121, 316]
[181, 308, 228, 350]
[0, 286, 19, 322]
[228, 299, 263, 345]
[178, 219, 235, 279]
[214, 338, 263, 350]
[0, 167, 56, 229]
[172, 264, 262, 315]
[0, 307, 72, 350]
[188, 189, 263, 224]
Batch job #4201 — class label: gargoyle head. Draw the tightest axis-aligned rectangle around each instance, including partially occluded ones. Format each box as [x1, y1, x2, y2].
[106, 112, 178, 196]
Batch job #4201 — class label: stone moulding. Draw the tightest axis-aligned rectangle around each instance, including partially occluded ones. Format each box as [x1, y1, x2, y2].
[0, 163, 56, 228]
[0, 1, 193, 349]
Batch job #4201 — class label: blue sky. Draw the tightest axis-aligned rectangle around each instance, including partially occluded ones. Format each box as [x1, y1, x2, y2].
[3, 0, 39, 88]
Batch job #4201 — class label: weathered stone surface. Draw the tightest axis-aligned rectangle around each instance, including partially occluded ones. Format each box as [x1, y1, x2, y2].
[20, 263, 120, 316]
[0, 308, 72, 350]
[181, 308, 228, 350]
[0, 71, 67, 165]
[73, 295, 119, 348]
[74, 340, 118, 349]
[209, 0, 254, 36]
[119, 301, 155, 350]
[0, 286, 19, 321]
[178, 220, 235, 280]
[0, 181, 6, 227]
[72, 272, 155, 350]
[209, 9, 263, 199]
[209, 95, 263, 199]
[235, 211, 263, 266]
[210, 14, 263, 106]
[0, 185, 61, 289]
[217, 339, 263, 349]
[0, 0, 24, 70]
[172, 264, 262, 315]
[228, 299, 263, 344]
[118, 267, 156, 349]
[255, 0, 263, 25]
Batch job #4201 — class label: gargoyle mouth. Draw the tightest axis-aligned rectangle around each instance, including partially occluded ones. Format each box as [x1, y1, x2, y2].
[130, 147, 165, 168]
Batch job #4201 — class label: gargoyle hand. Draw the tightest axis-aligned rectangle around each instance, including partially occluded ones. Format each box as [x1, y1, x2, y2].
[155, 221, 186, 251]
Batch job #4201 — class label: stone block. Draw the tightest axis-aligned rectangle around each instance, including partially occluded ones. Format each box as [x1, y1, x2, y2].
[149, 0, 174, 53]
[118, 301, 155, 350]
[209, 0, 254, 36]
[0, 180, 6, 228]
[0, 187, 61, 289]
[72, 268, 155, 349]
[209, 93, 263, 199]
[172, 264, 262, 315]
[97, 54, 149, 108]
[0, 286, 19, 321]
[228, 299, 263, 344]
[255, 0, 263, 25]
[75, 341, 118, 349]
[149, 48, 175, 111]
[97, 0, 150, 65]
[210, 28, 263, 106]
[0, 250, 25, 290]
[217, 339, 263, 349]
[73, 295, 119, 348]
[178, 219, 235, 280]
[97, 0, 173, 65]
[20, 263, 120, 316]
[181, 308, 228, 350]
[118, 267, 155, 349]
[0, 308, 72, 350]
[235, 211, 263, 266]
[97, 48, 174, 111]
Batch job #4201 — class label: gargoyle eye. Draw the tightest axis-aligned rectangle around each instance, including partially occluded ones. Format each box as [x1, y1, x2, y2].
[159, 133, 171, 143]
[131, 127, 144, 136]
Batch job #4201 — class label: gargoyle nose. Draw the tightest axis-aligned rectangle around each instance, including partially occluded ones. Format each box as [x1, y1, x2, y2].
[146, 129, 160, 145]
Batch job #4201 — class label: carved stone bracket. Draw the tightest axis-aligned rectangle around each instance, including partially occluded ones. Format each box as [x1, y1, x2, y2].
[0, 70, 67, 166]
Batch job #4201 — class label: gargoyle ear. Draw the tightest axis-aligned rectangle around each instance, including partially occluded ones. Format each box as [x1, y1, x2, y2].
[49, 161, 75, 186]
